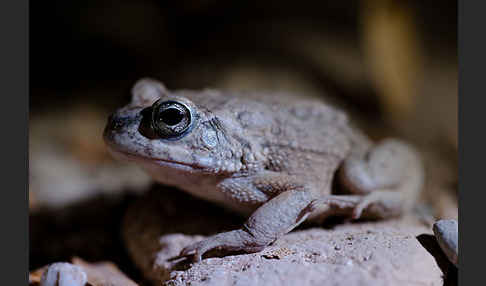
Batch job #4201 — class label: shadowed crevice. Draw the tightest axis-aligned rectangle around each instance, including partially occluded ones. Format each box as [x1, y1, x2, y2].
[416, 234, 457, 286]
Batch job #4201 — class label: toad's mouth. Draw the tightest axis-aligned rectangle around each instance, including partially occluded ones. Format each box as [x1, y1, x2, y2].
[105, 143, 211, 173]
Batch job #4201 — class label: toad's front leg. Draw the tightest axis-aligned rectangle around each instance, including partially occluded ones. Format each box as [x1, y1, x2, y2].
[180, 175, 318, 262]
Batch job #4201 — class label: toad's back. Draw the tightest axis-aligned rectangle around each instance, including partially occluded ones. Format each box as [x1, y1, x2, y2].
[179, 89, 353, 156]
[175, 89, 355, 183]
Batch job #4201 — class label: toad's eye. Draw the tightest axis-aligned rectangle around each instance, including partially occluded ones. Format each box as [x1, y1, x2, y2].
[151, 100, 192, 138]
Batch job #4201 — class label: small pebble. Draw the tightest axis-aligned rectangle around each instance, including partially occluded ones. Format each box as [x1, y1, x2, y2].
[433, 219, 458, 267]
[40, 262, 87, 286]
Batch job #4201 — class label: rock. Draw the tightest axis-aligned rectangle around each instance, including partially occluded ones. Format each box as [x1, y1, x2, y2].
[433, 219, 458, 267]
[72, 257, 139, 286]
[29, 266, 47, 285]
[123, 188, 443, 286]
[31, 257, 138, 286]
[40, 262, 87, 286]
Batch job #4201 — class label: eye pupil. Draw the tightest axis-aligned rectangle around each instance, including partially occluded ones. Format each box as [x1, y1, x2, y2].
[151, 100, 193, 139]
[159, 108, 183, 126]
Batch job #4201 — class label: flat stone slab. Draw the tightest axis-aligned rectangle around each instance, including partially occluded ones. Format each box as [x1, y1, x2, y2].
[123, 188, 443, 286]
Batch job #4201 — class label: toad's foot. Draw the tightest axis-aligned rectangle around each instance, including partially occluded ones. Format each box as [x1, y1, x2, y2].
[351, 190, 405, 219]
[179, 229, 266, 262]
[311, 193, 403, 220]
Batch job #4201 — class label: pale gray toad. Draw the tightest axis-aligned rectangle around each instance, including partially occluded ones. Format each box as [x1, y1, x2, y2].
[104, 78, 424, 262]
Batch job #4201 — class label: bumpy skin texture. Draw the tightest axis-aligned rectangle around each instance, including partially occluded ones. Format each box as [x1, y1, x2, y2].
[104, 78, 424, 262]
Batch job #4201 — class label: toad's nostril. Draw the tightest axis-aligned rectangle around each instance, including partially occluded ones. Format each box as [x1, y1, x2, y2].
[108, 114, 127, 131]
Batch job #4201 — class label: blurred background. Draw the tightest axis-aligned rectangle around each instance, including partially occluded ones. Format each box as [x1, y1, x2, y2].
[29, 0, 457, 280]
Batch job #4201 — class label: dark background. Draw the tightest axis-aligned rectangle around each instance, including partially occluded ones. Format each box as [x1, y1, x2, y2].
[30, 0, 456, 112]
